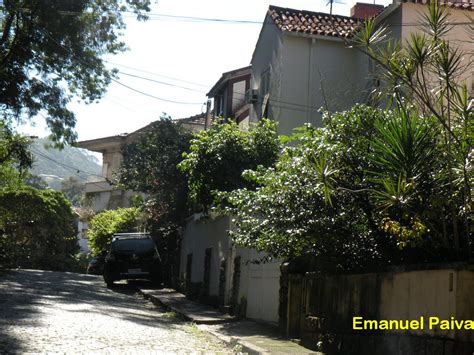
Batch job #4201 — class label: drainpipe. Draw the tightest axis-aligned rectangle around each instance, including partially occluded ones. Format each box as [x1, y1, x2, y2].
[308, 38, 316, 124]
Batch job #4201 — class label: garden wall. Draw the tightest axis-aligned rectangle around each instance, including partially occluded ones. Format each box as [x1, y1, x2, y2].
[286, 266, 474, 354]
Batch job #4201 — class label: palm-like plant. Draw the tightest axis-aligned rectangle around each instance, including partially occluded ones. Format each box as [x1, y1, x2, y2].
[369, 109, 441, 247]
[350, 2, 473, 254]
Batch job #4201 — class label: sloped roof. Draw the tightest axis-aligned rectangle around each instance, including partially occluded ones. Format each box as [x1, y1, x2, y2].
[207, 66, 251, 98]
[402, 0, 474, 11]
[268, 5, 363, 38]
[79, 114, 207, 152]
[178, 112, 208, 125]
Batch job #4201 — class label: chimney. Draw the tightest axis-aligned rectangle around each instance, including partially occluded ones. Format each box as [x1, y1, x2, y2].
[350, 2, 385, 19]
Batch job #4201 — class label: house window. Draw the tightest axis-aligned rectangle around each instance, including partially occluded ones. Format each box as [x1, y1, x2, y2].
[260, 69, 271, 98]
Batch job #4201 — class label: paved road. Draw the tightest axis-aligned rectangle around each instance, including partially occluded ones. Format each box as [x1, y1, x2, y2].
[0, 270, 229, 353]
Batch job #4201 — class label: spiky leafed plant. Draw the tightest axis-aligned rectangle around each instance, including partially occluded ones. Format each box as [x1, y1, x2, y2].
[349, 2, 473, 254]
[369, 109, 443, 248]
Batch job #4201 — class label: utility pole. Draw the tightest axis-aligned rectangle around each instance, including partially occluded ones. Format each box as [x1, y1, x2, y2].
[204, 99, 212, 130]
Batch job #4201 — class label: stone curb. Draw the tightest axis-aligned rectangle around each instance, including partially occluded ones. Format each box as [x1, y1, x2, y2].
[202, 327, 269, 355]
[138, 289, 271, 354]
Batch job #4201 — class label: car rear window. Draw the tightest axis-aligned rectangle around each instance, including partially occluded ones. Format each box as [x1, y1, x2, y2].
[112, 238, 155, 253]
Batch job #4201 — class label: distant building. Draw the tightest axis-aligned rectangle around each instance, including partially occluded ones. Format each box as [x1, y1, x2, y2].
[77, 114, 206, 213]
[207, 66, 251, 129]
[73, 207, 93, 254]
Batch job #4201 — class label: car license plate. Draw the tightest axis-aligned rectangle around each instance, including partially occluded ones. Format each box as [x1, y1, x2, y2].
[128, 268, 142, 274]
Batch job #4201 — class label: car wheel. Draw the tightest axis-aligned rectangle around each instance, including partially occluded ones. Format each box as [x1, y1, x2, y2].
[103, 270, 115, 288]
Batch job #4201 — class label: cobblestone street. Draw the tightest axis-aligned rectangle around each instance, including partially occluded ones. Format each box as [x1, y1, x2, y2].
[0, 270, 229, 353]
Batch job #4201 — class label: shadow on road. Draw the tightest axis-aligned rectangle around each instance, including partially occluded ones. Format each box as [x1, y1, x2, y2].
[0, 269, 179, 352]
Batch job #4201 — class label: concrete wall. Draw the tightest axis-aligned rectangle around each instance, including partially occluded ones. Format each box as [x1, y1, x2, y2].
[277, 34, 369, 135]
[180, 214, 281, 323]
[85, 186, 134, 213]
[77, 220, 90, 254]
[250, 15, 284, 123]
[102, 150, 123, 180]
[180, 215, 233, 301]
[236, 247, 281, 324]
[399, 3, 472, 87]
[287, 267, 474, 353]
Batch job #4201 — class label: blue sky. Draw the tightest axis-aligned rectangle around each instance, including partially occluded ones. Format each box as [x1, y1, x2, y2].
[18, 0, 392, 142]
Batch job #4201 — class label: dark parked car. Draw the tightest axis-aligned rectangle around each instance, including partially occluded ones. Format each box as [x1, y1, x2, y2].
[87, 254, 106, 275]
[103, 233, 162, 287]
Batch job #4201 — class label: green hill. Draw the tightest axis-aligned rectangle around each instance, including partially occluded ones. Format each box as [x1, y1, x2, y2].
[31, 138, 102, 190]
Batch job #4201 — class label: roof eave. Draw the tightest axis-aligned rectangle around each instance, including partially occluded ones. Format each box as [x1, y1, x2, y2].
[374, 2, 401, 26]
[207, 66, 252, 98]
[77, 135, 127, 152]
[283, 30, 348, 42]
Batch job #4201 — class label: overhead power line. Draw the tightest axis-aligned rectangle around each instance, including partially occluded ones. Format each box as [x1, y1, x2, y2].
[118, 71, 206, 93]
[31, 146, 104, 179]
[112, 80, 203, 105]
[63, 8, 474, 27]
[124, 11, 263, 24]
[19, 6, 473, 27]
[106, 61, 209, 88]
[37, 27, 205, 106]
[37, 26, 321, 112]
[30, 146, 116, 192]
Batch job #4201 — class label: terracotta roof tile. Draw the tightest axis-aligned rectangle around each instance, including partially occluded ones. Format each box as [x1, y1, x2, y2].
[178, 112, 208, 125]
[406, 0, 474, 11]
[268, 5, 364, 38]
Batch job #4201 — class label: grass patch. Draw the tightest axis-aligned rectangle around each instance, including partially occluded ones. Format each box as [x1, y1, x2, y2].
[162, 311, 178, 319]
[187, 322, 203, 336]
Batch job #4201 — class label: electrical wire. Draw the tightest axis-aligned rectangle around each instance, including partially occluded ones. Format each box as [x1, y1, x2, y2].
[17, 7, 473, 27]
[104, 60, 210, 87]
[117, 71, 206, 93]
[34, 16, 473, 118]
[112, 80, 203, 105]
[31, 146, 104, 179]
[37, 27, 205, 106]
[30, 146, 115, 192]
[37, 26, 325, 112]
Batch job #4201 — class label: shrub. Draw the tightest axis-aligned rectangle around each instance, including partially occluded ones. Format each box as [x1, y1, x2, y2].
[87, 207, 141, 256]
[0, 186, 78, 270]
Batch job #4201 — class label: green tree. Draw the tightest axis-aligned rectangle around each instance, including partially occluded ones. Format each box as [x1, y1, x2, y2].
[0, 121, 33, 188]
[117, 117, 193, 226]
[88, 207, 141, 256]
[116, 117, 193, 285]
[178, 118, 281, 211]
[221, 105, 458, 270]
[0, 0, 150, 145]
[220, 106, 387, 269]
[0, 186, 78, 270]
[351, 2, 473, 254]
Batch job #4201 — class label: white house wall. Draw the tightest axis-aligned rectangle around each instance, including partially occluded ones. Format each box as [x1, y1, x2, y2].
[277, 34, 370, 135]
[250, 21, 371, 136]
[237, 247, 281, 324]
[180, 215, 233, 299]
[250, 16, 284, 122]
[180, 214, 281, 324]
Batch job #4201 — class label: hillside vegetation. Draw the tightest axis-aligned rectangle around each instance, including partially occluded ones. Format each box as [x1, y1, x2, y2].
[30, 138, 102, 190]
